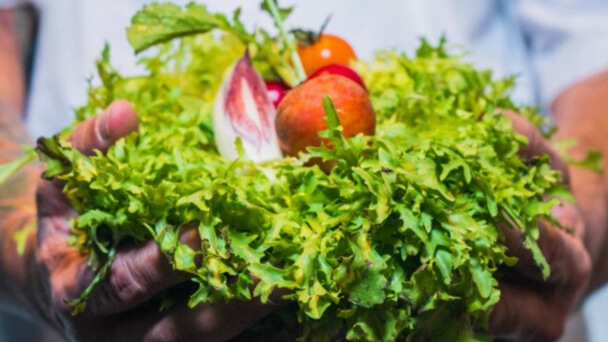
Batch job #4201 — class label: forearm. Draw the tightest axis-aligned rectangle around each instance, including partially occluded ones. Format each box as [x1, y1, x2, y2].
[0, 9, 40, 313]
[0, 103, 41, 314]
[552, 69, 608, 293]
[0, 10, 25, 114]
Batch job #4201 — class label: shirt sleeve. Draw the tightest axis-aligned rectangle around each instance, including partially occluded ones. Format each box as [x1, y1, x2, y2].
[514, 0, 608, 106]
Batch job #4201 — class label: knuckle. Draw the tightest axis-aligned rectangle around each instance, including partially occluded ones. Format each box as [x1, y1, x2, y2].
[105, 256, 147, 305]
[91, 243, 164, 313]
[145, 321, 186, 342]
[573, 250, 592, 288]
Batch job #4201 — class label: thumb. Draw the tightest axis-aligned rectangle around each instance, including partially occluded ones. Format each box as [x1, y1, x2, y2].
[70, 99, 139, 155]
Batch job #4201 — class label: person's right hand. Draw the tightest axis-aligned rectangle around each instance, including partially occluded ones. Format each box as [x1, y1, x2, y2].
[32, 100, 278, 342]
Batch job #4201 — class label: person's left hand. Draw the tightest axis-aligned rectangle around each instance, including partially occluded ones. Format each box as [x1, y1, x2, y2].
[488, 112, 592, 342]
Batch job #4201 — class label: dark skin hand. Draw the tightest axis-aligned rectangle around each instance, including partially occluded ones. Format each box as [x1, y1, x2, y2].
[488, 112, 591, 342]
[30, 100, 280, 342]
[489, 69, 608, 341]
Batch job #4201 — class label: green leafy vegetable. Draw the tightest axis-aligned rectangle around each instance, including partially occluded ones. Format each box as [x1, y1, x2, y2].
[128, 3, 246, 54]
[28, 3, 570, 341]
[127, 2, 302, 86]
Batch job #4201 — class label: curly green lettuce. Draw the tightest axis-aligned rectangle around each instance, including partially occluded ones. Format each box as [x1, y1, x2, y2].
[35, 3, 569, 341]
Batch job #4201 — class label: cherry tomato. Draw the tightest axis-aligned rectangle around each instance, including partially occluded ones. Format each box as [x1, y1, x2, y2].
[308, 64, 366, 90]
[265, 81, 290, 107]
[297, 34, 357, 76]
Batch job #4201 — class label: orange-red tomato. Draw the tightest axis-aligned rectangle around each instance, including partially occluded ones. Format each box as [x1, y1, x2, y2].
[276, 74, 375, 163]
[296, 34, 357, 76]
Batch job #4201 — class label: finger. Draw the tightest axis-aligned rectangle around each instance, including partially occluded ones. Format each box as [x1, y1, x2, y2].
[70, 99, 138, 156]
[502, 111, 570, 185]
[500, 201, 590, 288]
[98, 298, 280, 342]
[35, 179, 74, 219]
[47, 100, 138, 193]
[489, 282, 567, 342]
[86, 226, 199, 315]
[141, 298, 280, 342]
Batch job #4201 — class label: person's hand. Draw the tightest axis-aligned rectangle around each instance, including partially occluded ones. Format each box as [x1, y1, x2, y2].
[33, 100, 278, 342]
[488, 112, 592, 342]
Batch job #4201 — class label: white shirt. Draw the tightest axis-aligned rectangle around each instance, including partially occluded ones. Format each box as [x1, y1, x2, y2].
[1, 1, 608, 341]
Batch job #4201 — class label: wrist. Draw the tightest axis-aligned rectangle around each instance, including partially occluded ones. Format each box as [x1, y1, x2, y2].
[0, 165, 43, 314]
[0, 174, 66, 334]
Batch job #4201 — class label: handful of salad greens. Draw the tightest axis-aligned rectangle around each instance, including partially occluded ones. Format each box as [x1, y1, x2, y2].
[18, 2, 575, 341]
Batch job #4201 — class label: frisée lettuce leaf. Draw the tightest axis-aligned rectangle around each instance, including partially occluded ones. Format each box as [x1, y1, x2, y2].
[33, 3, 570, 341]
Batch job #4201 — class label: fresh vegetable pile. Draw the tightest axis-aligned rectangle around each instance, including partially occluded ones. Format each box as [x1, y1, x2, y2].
[31, 2, 569, 341]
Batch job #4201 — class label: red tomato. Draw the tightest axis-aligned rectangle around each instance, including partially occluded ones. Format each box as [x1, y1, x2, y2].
[296, 34, 357, 76]
[265, 81, 290, 108]
[308, 64, 366, 90]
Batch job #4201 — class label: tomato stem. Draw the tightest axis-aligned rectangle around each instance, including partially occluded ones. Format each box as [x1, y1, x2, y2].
[264, 0, 307, 82]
